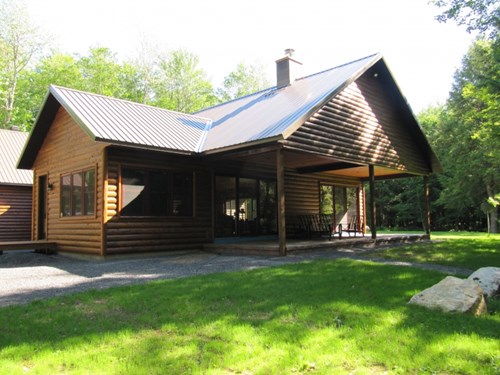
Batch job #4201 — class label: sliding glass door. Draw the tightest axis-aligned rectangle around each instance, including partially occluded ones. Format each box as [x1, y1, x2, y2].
[215, 176, 276, 237]
[321, 185, 358, 230]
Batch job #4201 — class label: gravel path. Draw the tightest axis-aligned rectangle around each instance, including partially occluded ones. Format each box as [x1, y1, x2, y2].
[0, 247, 472, 308]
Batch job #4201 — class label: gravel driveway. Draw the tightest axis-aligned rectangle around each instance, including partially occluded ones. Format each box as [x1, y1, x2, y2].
[0, 247, 471, 308]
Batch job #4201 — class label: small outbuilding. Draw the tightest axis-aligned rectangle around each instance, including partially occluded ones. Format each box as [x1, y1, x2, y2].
[0, 128, 33, 241]
[17, 53, 441, 256]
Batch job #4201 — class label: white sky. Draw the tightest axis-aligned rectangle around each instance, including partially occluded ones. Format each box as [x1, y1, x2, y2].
[26, 0, 475, 113]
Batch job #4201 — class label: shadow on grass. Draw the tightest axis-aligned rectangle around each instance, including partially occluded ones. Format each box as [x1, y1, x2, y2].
[370, 237, 500, 270]
[1, 259, 499, 372]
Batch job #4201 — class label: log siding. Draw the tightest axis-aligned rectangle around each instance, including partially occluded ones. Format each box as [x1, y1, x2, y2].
[32, 108, 106, 254]
[104, 148, 212, 254]
[284, 75, 430, 175]
[0, 185, 32, 241]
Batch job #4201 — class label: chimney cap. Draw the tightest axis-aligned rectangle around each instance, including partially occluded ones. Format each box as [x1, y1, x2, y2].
[284, 48, 295, 57]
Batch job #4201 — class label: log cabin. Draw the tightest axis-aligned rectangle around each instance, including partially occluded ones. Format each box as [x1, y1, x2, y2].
[0, 128, 33, 241]
[17, 53, 441, 256]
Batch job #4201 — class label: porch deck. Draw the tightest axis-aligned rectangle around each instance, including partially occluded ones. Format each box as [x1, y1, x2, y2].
[204, 233, 430, 256]
[0, 240, 57, 255]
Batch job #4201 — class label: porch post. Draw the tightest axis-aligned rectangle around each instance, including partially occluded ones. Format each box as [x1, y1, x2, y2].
[368, 164, 377, 239]
[423, 175, 431, 236]
[277, 147, 287, 256]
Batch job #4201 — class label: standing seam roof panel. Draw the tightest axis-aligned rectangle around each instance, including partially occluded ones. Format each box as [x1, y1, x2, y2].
[0, 129, 33, 185]
[50, 86, 211, 152]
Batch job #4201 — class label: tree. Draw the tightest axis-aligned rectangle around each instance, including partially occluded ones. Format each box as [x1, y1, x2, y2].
[0, 0, 46, 128]
[14, 53, 82, 129]
[154, 49, 216, 113]
[217, 62, 270, 102]
[445, 39, 499, 232]
[432, 0, 499, 36]
[129, 39, 163, 105]
[430, 1, 499, 232]
[77, 47, 133, 98]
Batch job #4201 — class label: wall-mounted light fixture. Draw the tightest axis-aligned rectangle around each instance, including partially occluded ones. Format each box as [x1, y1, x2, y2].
[47, 182, 54, 191]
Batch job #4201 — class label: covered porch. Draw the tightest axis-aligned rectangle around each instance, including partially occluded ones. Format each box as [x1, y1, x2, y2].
[208, 144, 433, 257]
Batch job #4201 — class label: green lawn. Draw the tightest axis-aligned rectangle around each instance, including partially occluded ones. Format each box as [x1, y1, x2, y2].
[1, 255, 499, 374]
[370, 231, 500, 270]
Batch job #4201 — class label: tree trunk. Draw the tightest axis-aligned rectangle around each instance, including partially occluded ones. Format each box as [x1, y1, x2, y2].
[486, 182, 498, 233]
[489, 209, 498, 234]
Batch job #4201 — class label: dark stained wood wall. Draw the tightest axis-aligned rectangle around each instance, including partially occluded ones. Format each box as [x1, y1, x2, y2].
[104, 148, 212, 255]
[284, 168, 363, 235]
[32, 108, 106, 254]
[284, 74, 431, 175]
[0, 185, 32, 241]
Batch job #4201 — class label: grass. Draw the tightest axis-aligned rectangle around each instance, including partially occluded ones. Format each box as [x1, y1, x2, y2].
[1, 254, 499, 374]
[368, 231, 500, 270]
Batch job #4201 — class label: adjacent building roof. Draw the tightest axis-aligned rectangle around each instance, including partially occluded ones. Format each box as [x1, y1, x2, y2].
[0, 129, 33, 185]
[18, 53, 441, 175]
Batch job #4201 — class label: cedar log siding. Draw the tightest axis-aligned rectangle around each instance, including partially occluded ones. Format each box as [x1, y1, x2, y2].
[104, 148, 212, 255]
[0, 185, 32, 241]
[284, 75, 430, 175]
[32, 108, 106, 254]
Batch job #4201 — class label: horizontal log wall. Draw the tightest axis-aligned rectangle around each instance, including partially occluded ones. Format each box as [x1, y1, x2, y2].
[285, 169, 361, 215]
[0, 185, 32, 241]
[32, 108, 106, 254]
[284, 74, 430, 175]
[104, 148, 212, 255]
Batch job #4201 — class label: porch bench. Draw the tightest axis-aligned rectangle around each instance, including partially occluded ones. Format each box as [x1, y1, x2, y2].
[0, 240, 57, 255]
[298, 214, 338, 241]
[344, 215, 364, 237]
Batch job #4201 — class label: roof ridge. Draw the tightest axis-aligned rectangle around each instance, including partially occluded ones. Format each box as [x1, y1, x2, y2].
[295, 52, 381, 82]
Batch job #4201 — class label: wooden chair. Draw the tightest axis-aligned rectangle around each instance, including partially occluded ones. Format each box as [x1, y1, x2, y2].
[344, 215, 364, 237]
[298, 214, 333, 240]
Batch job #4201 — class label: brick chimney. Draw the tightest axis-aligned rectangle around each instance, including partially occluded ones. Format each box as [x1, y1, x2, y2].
[276, 48, 302, 87]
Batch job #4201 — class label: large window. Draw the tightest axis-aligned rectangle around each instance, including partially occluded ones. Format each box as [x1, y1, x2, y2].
[121, 167, 193, 217]
[60, 169, 95, 217]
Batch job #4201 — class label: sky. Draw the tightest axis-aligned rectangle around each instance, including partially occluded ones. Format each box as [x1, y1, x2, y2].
[26, 0, 476, 113]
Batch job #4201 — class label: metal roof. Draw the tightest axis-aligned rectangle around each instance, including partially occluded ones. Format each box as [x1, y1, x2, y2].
[20, 53, 441, 174]
[0, 129, 33, 185]
[50, 86, 213, 153]
[196, 53, 381, 152]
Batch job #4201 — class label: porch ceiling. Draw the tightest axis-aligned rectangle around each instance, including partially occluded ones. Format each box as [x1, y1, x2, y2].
[226, 148, 412, 180]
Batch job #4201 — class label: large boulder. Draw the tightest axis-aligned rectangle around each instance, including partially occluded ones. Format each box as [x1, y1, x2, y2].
[468, 267, 500, 298]
[409, 276, 487, 316]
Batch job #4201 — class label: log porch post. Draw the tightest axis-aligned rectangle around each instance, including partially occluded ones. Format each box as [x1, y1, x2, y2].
[423, 175, 431, 236]
[368, 164, 377, 239]
[277, 147, 287, 256]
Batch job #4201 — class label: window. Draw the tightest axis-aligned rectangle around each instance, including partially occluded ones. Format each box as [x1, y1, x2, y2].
[60, 169, 95, 217]
[121, 167, 193, 217]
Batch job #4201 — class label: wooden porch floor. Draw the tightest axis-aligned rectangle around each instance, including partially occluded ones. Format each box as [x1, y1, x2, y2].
[0, 240, 57, 255]
[204, 233, 430, 256]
